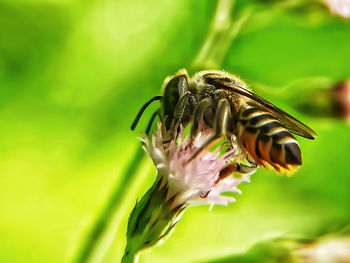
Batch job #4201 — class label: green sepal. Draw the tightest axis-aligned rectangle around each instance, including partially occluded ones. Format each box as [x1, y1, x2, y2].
[122, 176, 186, 261]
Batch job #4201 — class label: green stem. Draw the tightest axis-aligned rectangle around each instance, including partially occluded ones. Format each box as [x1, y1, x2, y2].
[191, 0, 251, 70]
[121, 249, 138, 263]
[249, 76, 333, 99]
[73, 145, 145, 263]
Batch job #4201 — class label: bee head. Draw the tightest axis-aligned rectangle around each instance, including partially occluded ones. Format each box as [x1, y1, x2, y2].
[161, 69, 189, 130]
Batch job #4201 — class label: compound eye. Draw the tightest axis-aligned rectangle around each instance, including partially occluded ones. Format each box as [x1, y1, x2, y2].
[162, 74, 188, 129]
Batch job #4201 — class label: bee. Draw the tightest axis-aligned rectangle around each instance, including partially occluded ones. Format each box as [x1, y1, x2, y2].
[131, 69, 316, 174]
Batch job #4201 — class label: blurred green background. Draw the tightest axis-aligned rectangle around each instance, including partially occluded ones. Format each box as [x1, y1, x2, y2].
[0, 0, 350, 262]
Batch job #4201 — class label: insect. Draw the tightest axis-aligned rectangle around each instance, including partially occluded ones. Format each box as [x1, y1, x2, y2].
[131, 69, 316, 174]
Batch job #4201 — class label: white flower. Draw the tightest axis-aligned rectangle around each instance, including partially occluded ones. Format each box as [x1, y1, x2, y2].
[295, 237, 350, 262]
[323, 0, 350, 18]
[141, 124, 252, 209]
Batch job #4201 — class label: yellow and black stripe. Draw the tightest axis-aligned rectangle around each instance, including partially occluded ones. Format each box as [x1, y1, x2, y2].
[237, 105, 301, 173]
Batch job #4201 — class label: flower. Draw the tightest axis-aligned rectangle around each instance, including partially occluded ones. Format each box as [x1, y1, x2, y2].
[323, 0, 350, 18]
[231, 233, 350, 262]
[122, 124, 254, 262]
[296, 237, 350, 262]
[141, 124, 252, 208]
[331, 80, 350, 124]
[288, 78, 350, 125]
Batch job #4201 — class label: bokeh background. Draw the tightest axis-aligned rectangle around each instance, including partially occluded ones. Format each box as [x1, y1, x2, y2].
[0, 0, 350, 262]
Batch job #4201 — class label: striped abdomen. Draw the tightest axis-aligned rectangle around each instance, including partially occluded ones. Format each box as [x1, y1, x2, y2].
[237, 106, 302, 173]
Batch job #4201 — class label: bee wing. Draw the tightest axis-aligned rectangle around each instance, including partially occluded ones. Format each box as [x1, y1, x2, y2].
[210, 79, 317, 140]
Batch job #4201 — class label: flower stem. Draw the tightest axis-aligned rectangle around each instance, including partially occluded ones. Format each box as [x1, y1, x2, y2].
[191, 0, 251, 70]
[73, 145, 146, 263]
[121, 249, 138, 263]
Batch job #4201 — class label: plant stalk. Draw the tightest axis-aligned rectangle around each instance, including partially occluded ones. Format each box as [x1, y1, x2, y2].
[73, 145, 145, 263]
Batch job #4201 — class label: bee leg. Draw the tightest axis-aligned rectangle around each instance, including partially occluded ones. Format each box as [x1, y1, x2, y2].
[186, 135, 221, 164]
[234, 162, 257, 176]
[218, 162, 257, 182]
[167, 92, 191, 139]
[190, 97, 213, 142]
[213, 99, 232, 137]
[245, 155, 257, 168]
[187, 99, 232, 163]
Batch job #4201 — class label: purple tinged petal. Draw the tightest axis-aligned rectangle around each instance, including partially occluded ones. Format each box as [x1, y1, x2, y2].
[323, 0, 350, 18]
[142, 125, 255, 208]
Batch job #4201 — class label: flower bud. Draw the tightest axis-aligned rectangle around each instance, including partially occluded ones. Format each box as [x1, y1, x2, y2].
[289, 79, 350, 124]
[331, 80, 350, 123]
